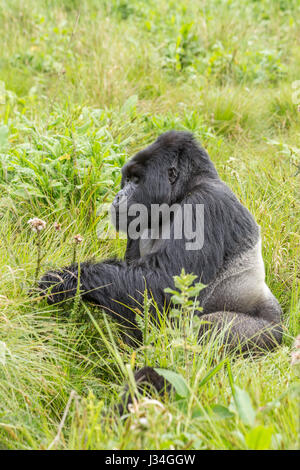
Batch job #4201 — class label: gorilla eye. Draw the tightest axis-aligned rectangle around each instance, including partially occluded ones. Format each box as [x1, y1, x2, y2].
[131, 175, 140, 184]
[168, 167, 177, 184]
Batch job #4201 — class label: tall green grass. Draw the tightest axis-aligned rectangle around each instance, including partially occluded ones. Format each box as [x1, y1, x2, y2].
[0, 0, 299, 449]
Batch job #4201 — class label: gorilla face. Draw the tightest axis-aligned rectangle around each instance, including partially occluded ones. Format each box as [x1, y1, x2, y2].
[111, 146, 175, 232]
[115, 154, 176, 208]
[111, 159, 173, 233]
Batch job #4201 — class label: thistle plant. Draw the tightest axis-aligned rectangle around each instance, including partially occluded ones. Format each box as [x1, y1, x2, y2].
[53, 222, 62, 232]
[28, 217, 47, 283]
[72, 234, 83, 264]
[134, 289, 155, 365]
[291, 334, 300, 372]
[70, 234, 83, 320]
[165, 269, 205, 369]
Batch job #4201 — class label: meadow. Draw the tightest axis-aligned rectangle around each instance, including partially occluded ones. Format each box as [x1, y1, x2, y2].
[0, 0, 299, 450]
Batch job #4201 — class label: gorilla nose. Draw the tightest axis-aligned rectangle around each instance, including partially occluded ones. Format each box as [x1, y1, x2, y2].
[113, 191, 127, 208]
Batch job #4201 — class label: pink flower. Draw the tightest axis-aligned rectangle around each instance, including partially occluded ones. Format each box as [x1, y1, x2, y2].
[54, 222, 62, 231]
[74, 234, 83, 244]
[28, 218, 46, 233]
[291, 334, 300, 366]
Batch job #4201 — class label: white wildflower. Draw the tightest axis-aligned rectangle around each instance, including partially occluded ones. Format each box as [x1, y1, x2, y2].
[28, 218, 46, 233]
[139, 417, 149, 428]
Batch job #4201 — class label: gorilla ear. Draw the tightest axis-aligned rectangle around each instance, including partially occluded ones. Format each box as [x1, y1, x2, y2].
[168, 167, 178, 184]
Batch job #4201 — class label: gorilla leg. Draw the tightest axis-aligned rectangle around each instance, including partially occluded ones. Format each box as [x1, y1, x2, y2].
[198, 304, 282, 353]
[198, 253, 283, 352]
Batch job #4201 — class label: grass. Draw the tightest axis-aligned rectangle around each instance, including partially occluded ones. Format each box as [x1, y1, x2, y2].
[0, 0, 299, 450]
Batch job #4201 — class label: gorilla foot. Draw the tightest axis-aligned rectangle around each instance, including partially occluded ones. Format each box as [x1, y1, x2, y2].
[118, 366, 172, 415]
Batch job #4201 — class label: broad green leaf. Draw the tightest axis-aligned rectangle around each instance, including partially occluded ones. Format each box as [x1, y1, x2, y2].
[245, 425, 273, 450]
[169, 295, 185, 304]
[191, 406, 204, 418]
[191, 404, 234, 420]
[164, 288, 178, 295]
[154, 368, 189, 398]
[188, 285, 206, 296]
[211, 404, 235, 419]
[233, 385, 256, 427]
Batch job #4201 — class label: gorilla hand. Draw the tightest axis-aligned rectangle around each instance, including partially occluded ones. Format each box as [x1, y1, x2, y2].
[38, 264, 80, 304]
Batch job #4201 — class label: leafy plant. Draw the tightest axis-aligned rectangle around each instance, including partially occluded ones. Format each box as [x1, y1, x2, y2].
[165, 269, 205, 368]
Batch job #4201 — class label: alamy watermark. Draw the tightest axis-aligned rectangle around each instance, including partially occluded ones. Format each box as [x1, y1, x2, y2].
[97, 201, 204, 251]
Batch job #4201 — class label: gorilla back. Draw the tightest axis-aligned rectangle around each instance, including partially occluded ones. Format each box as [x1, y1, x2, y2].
[40, 131, 282, 352]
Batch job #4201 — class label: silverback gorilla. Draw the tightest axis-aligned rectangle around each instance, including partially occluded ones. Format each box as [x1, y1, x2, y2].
[39, 131, 282, 402]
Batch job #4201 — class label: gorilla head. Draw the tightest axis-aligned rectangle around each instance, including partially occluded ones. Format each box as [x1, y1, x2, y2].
[114, 131, 218, 207]
[111, 131, 218, 234]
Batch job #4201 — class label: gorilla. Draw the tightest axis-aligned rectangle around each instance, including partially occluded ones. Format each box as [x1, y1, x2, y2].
[39, 131, 282, 400]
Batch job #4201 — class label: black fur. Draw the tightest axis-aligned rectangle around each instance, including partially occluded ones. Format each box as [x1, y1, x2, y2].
[117, 366, 172, 415]
[39, 131, 283, 407]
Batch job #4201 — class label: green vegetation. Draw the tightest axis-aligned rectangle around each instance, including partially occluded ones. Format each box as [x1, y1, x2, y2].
[0, 0, 299, 450]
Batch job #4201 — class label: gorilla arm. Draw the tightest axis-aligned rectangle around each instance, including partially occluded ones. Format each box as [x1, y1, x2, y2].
[38, 253, 175, 342]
